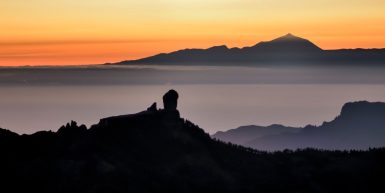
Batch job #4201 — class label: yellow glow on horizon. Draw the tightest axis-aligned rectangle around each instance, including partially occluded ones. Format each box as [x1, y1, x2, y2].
[1, 0, 385, 66]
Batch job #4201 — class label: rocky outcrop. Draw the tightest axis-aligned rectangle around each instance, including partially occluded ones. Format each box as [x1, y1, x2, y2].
[99, 90, 180, 127]
[163, 89, 179, 111]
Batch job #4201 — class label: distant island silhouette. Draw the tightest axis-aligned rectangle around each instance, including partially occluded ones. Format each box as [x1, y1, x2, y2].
[1, 90, 385, 193]
[114, 33, 385, 66]
[213, 101, 385, 150]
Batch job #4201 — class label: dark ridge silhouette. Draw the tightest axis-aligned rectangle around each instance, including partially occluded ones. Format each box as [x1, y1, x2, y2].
[213, 101, 385, 150]
[0, 91, 385, 193]
[115, 33, 385, 66]
[213, 124, 301, 145]
[249, 33, 322, 52]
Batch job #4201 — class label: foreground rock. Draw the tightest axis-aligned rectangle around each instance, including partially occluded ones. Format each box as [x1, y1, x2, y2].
[0, 91, 384, 193]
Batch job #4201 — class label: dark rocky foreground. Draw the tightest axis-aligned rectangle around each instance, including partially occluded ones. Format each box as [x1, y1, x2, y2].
[0, 90, 385, 193]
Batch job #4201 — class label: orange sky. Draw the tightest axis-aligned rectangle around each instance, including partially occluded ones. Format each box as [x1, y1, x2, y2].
[1, 0, 385, 66]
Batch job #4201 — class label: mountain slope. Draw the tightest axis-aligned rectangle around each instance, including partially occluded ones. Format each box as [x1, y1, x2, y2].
[115, 34, 385, 66]
[0, 92, 385, 193]
[214, 101, 385, 150]
[212, 124, 301, 145]
[248, 33, 322, 52]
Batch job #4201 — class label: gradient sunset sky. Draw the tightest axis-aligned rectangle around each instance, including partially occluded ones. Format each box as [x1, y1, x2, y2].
[1, 0, 385, 66]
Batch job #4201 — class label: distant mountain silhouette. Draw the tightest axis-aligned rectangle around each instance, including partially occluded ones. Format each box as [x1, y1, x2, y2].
[213, 124, 301, 145]
[249, 33, 322, 52]
[115, 33, 385, 66]
[213, 101, 385, 150]
[1, 91, 385, 193]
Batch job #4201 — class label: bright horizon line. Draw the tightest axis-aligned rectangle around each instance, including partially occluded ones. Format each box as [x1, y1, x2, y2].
[2, 0, 385, 66]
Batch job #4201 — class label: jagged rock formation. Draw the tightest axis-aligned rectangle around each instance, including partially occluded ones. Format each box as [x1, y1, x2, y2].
[100, 90, 180, 128]
[147, 102, 157, 112]
[163, 89, 179, 110]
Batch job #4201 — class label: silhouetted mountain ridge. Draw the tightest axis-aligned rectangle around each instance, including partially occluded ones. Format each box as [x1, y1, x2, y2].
[250, 33, 322, 52]
[213, 124, 301, 145]
[115, 34, 385, 66]
[213, 101, 385, 150]
[0, 92, 384, 193]
[339, 101, 385, 121]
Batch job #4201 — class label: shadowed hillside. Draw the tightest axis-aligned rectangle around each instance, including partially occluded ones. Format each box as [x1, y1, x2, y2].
[1, 91, 385, 193]
[213, 101, 385, 150]
[213, 124, 301, 145]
